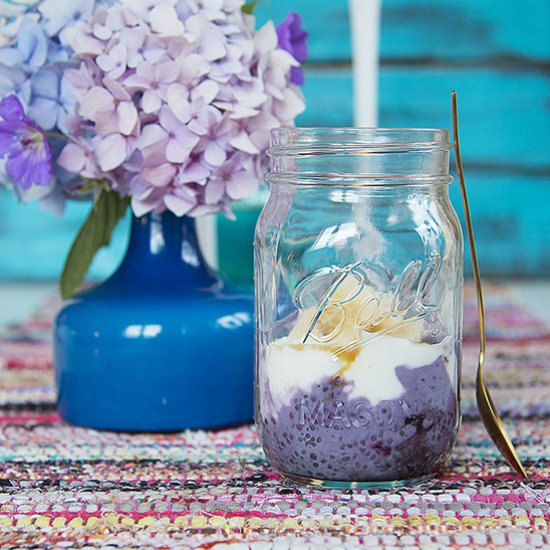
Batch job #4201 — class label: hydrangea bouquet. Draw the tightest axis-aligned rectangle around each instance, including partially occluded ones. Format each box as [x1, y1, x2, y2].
[0, 0, 307, 297]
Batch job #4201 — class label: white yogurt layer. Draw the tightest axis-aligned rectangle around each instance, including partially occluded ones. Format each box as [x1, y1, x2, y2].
[263, 334, 455, 413]
[261, 279, 458, 414]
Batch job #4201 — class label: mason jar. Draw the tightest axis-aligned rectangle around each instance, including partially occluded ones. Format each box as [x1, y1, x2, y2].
[254, 128, 463, 487]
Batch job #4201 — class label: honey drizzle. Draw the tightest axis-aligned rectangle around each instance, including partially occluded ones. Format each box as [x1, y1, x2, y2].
[331, 342, 361, 380]
[288, 340, 362, 384]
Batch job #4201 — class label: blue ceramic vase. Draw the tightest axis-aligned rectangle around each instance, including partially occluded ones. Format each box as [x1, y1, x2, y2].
[54, 211, 254, 431]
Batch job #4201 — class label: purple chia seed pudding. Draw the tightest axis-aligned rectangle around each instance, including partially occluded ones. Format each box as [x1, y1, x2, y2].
[258, 356, 458, 483]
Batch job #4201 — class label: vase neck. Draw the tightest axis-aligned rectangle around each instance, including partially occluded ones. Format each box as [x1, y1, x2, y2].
[116, 211, 217, 287]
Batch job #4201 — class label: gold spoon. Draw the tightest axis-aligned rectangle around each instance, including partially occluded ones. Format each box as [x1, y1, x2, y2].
[452, 91, 528, 479]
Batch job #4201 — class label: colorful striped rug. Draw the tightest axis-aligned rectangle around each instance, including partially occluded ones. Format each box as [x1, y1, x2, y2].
[0, 283, 548, 549]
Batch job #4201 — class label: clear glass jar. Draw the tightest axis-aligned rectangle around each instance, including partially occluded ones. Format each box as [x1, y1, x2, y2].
[254, 128, 463, 487]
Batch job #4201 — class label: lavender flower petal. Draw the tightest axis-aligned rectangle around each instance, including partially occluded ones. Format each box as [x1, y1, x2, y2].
[0, 95, 52, 189]
[276, 12, 308, 85]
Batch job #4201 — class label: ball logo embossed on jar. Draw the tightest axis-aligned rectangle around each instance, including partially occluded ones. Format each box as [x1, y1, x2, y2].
[293, 255, 441, 353]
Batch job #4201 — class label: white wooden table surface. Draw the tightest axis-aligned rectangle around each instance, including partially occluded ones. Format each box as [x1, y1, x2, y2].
[0, 281, 549, 332]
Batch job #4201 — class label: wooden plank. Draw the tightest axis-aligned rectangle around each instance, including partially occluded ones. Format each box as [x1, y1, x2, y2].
[1, 171, 548, 280]
[381, 0, 550, 63]
[215, 172, 550, 282]
[448, 173, 550, 276]
[297, 66, 550, 169]
[298, 67, 353, 125]
[0, 191, 128, 281]
[215, 172, 550, 281]
[380, 67, 550, 169]
[255, 0, 550, 63]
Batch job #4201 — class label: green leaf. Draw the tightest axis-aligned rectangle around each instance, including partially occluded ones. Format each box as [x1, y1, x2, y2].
[60, 187, 130, 300]
[241, 0, 259, 14]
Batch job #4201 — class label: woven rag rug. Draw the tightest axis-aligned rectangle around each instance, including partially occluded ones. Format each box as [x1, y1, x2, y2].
[0, 283, 548, 549]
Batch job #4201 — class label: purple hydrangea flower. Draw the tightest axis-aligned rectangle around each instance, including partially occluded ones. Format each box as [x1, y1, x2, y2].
[276, 12, 308, 85]
[38, 0, 97, 41]
[0, 95, 52, 189]
[0, 17, 49, 69]
[29, 66, 76, 132]
[0, 65, 31, 106]
[58, 1, 306, 218]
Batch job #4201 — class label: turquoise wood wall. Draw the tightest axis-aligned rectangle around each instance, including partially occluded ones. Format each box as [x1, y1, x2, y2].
[0, 0, 549, 279]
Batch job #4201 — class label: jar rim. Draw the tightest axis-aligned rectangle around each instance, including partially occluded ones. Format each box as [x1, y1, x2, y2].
[269, 127, 452, 155]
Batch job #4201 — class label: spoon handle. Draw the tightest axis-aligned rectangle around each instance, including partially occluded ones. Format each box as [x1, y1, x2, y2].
[451, 92, 528, 479]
